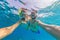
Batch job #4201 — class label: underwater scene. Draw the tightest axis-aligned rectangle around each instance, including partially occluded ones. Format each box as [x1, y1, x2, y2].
[0, 0, 60, 40]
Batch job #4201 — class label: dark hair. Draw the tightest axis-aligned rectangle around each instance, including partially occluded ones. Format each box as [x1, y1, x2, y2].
[21, 17, 25, 21]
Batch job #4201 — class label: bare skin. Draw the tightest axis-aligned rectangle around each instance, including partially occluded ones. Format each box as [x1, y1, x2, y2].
[0, 20, 20, 39]
[1, 8, 60, 40]
[30, 9, 60, 39]
[36, 20, 60, 40]
[1, 14, 60, 40]
[25, 10, 60, 40]
[0, 14, 31, 39]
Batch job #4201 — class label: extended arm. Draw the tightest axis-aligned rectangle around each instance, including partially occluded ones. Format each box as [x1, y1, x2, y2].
[0, 20, 21, 39]
[36, 20, 60, 40]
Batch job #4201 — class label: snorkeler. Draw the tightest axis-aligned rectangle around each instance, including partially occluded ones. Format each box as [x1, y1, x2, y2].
[18, 8, 29, 23]
[30, 9, 37, 20]
[0, 8, 28, 39]
[26, 9, 40, 33]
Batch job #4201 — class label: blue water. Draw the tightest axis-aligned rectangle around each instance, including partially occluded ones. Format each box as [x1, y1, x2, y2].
[38, 1, 60, 26]
[1, 0, 60, 40]
[1, 13, 56, 40]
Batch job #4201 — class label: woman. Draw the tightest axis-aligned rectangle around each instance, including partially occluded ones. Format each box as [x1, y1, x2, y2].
[0, 8, 30, 39]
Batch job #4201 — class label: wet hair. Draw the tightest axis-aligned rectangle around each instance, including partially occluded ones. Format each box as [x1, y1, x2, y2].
[31, 9, 37, 13]
[21, 8, 27, 12]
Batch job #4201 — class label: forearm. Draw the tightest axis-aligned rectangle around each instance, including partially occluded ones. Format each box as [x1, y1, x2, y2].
[36, 20, 60, 39]
[0, 20, 20, 39]
[0, 28, 10, 39]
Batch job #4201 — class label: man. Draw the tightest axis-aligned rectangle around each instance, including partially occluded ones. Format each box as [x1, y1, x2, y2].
[30, 9, 37, 20]
[26, 9, 40, 33]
